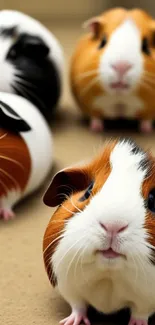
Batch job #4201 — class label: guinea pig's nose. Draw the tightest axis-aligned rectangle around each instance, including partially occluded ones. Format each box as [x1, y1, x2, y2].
[111, 61, 132, 77]
[100, 222, 128, 236]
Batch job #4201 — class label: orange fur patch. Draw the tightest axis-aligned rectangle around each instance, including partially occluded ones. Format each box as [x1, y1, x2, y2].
[0, 129, 31, 197]
[142, 157, 155, 248]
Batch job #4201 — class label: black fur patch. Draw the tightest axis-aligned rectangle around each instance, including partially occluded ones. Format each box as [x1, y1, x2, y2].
[0, 100, 31, 133]
[120, 138, 151, 176]
[0, 26, 17, 38]
[6, 33, 61, 121]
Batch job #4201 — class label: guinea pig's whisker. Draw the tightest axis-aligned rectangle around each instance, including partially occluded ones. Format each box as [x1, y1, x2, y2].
[134, 249, 148, 287]
[43, 234, 65, 255]
[70, 197, 82, 213]
[128, 252, 138, 285]
[66, 241, 84, 283]
[81, 246, 93, 287]
[61, 204, 74, 215]
[44, 226, 83, 243]
[0, 133, 7, 140]
[12, 83, 46, 110]
[0, 167, 19, 188]
[20, 83, 46, 109]
[15, 73, 38, 89]
[140, 79, 155, 93]
[55, 232, 87, 275]
[76, 241, 91, 288]
[144, 70, 155, 78]
[44, 229, 65, 241]
[0, 179, 9, 193]
[0, 155, 25, 170]
[142, 75, 155, 85]
[80, 76, 101, 97]
[75, 69, 98, 83]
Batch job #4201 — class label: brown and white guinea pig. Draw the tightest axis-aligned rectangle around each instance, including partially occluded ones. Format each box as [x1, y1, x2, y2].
[43, 138, 155, 325]
[0, 91, 52, 221]
[0, 10, 63, 121]
[70, 8, 155, 133]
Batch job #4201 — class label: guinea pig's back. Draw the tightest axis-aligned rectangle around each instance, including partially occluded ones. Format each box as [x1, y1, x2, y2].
[0, 92, 53, 201]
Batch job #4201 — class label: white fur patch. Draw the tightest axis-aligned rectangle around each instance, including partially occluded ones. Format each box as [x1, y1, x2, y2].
[52, 140, 155, 319]
[92, 92, 144, 118]
[99, 19, 143, 94]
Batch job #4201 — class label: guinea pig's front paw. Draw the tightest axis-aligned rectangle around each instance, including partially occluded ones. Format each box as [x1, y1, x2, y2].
[90, 118, 104, 133]
[139, 120, 153, 134]
[60, 310, 90, 325]
[0, 207, 15, 221]
[128, 317, 148, 325]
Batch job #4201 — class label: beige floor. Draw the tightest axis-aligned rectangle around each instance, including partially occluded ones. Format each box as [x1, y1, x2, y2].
[0, 22, 155, 325]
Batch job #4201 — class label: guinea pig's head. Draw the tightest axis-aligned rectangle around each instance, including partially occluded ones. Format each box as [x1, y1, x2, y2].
[81, 8, 155, 95]
[0, 11, 61, 118]
[43, 139, 155, 285]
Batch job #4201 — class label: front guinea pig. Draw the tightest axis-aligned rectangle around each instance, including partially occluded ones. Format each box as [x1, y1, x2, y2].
[43, 138, 155, 325]
[0, 10, 64, 121]
[0, 91, 53, 221]
[70, 8, 155, 133]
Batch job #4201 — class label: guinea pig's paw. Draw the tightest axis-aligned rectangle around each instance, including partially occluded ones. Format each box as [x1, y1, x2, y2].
[139, 120, 153, 134]
[60, 310, 91, 325]
[128, 317, 148, 325]
[0, 207, 15, 221]
[90, 118, 104, 133]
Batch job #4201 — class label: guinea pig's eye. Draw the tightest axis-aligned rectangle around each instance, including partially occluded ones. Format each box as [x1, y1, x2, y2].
[98, 36, 107, 49]
[142, 37, 150, 56]
[147, 189, 155, 213]
[79, 181, 94, 202]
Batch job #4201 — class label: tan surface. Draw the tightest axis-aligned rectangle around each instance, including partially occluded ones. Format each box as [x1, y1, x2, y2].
[0, 22, 155, 325]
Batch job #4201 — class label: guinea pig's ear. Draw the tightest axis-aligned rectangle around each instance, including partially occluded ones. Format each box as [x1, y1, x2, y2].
[9, 33, 50, 60]
[43, 167, 91, 207]
[82, 16, 103, 38]
[21, 34, 50, 58]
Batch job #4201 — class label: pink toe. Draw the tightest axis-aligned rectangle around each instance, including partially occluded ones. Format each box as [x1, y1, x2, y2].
[90, 118, 103, 132]
[83, 317, 91, 325]
[128, 317, 148, 325]
[140, 120, 153, 134]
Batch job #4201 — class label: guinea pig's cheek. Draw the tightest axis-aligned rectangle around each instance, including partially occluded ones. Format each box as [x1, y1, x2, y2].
[52, 211, 95, 275]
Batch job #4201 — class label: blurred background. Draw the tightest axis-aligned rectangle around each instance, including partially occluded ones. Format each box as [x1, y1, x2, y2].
[0, 0, 155, 22]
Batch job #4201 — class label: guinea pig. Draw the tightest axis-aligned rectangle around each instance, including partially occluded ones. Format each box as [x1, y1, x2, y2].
[0, 91, 53, 221]
[43, 138, 155, 325]
[0, 10, 64, 121]
[70, 8, 155, 133]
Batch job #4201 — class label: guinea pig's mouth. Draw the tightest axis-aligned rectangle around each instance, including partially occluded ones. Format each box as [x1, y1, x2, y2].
[110, 81, 129, 90]
[97, 248, 126, 259]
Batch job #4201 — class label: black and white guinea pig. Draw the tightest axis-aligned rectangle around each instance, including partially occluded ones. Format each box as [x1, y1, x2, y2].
[0, 91, 53, 221]
[43, 139, 155, 325]
[0, 10, 63, 120]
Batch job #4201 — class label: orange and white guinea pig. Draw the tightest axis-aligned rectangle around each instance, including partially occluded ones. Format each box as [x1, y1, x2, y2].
[0, 92, 52, 221]
[43, 138, 155, 325]
[70, 8, 155, 133]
